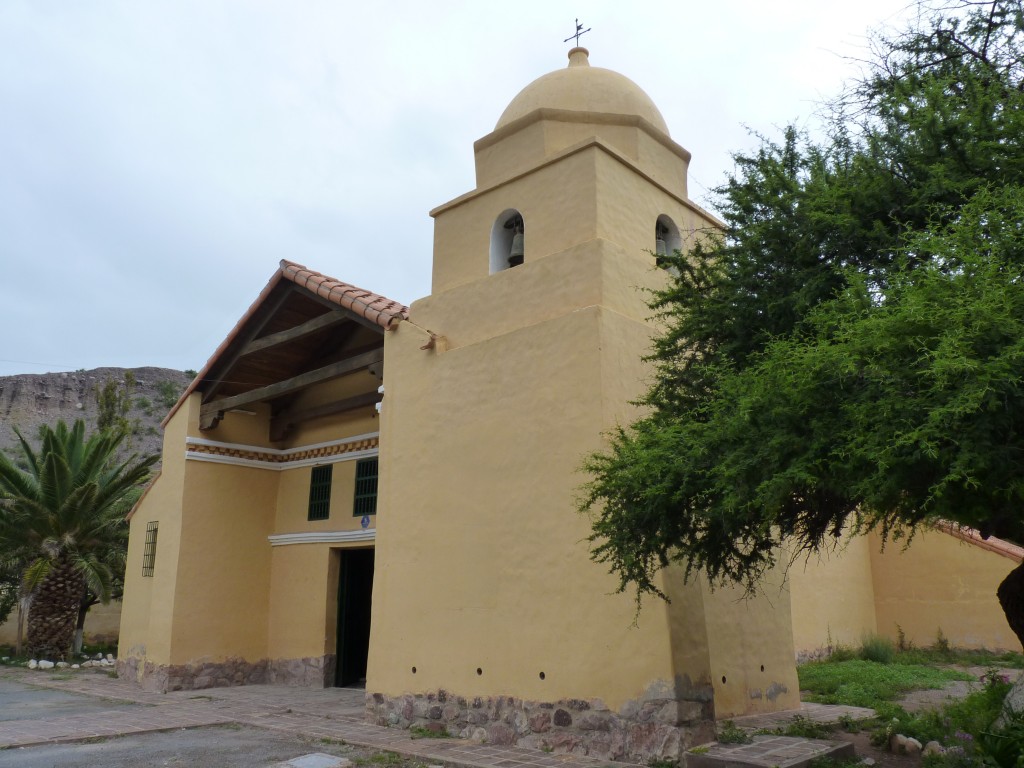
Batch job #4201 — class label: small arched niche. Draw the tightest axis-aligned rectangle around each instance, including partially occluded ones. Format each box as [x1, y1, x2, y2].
[490, 210, 525, 274]
[655, 215, 682, 269]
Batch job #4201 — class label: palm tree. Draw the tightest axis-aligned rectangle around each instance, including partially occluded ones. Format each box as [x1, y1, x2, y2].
[0, 420, 155, 660]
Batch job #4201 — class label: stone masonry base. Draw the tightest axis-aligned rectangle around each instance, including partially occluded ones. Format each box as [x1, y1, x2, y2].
[117, 654, 335, 692]
[365, 690, 717, 762]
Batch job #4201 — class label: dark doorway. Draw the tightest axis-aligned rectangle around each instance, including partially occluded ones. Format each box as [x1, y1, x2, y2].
[335, 548, 375, 687]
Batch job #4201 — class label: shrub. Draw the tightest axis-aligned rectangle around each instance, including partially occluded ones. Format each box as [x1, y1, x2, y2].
[977, 716, 1024, 768]
[860, 634, 896, 664]
[716, 721, 751, 744]
[829, 644, 858, 662]
[156, 380, 182, 409]
[933, 628, 952, 656]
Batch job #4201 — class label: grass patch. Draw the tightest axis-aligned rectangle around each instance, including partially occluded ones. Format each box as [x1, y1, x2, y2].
[836, 714, 864, 733]
[869, 672, 1014, 748]
[897, 646, 1024, 669]
[807, 758, 862, 768]
[859, 634, 896, 664]
[799, 659, 973, 707]
[716, 720, 751, 744]
[756, 715, 833, 740]
[355, 752, 408, 766]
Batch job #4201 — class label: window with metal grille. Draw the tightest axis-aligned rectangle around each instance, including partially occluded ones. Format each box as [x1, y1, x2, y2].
[353, 457, 378, 517]
[308, 465, 333, 521]
[142, 521, 158, 577]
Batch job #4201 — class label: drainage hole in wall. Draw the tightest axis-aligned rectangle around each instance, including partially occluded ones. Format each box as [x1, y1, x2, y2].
[760, 665, 765, 672]
[476, 667, 483, 676]
[411, 667, 417, 674]
[721, 676, 727, 684]
[539, 672, 546, 680]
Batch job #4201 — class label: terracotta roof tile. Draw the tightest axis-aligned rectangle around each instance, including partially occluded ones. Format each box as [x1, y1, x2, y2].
[162, 261, 407, 427]
[280, 260, 409, 330]
[936, 521, 1024, 562]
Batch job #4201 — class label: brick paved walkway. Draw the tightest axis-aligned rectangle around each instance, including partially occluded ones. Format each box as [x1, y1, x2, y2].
[0, 667, 873, 768]
[0, 667, 634, 768]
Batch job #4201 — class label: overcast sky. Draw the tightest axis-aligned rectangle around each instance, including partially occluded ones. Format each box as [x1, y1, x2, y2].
[0, 0, 921, 377]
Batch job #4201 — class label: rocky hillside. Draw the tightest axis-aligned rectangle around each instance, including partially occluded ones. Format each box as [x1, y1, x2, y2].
[0, 367, 194, 462]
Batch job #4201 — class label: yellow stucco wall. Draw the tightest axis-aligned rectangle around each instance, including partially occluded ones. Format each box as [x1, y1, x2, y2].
[275, 461, 368, 536]
[367, 64, 800, 720]
[870, 529, 1021, 651]
[167, 460, 276, 663]
[430, 140, 704, 297]
[0, 600, 121, 647]
[474, 113, 689, 198]
[121, 367, 383, 677]
[371, 306, 683, 708]
[267, 544, 337, 660]
[120, 395, 192, 668]
[788, 528, 1022, 655]
[701, 569, 801, 718]
[789, 534, 879, 654]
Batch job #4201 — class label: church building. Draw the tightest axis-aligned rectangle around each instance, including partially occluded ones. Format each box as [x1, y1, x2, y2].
[118, 47, 1020, 763]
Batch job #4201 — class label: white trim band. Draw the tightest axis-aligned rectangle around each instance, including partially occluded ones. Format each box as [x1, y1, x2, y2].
[268, 529, 376, 546]
[183, 433, 380, 470]
[185, 432, 379, 456]
[186, 447, 377, 471]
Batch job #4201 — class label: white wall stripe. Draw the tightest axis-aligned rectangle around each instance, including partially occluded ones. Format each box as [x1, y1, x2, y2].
[268, 529, 376, 546]
[185, 432, 379, 456]
[185, 447, 378, 471]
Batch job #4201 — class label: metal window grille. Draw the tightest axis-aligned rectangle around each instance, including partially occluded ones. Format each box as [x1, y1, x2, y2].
[142, 521, 158, 577]
[353, 457, 378, 517]
[308, 465, 333, 521]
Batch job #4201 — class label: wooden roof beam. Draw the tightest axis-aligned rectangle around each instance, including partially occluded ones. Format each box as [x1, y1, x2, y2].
[242, 309, 352, 357]
[199, 348, 383, 430]
[269, 389, 383, 442]
[199, 284, 297, 405]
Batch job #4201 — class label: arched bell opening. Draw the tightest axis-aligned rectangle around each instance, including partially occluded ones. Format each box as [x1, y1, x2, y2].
[655, 215, 682, 269]
[490, 210, 525, 274]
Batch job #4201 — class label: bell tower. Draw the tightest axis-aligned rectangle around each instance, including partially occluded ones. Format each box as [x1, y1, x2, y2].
[368, 49, 800, 762]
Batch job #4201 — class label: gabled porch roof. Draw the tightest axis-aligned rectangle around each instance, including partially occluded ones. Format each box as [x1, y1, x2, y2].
[163, 260, 408, 440]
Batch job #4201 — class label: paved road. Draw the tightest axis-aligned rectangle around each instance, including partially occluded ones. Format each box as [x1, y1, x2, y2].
[0, 678, 137, 722]
[0, 724, 357, 768]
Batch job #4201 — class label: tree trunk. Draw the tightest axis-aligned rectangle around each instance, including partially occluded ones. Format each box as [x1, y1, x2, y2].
[72, 596, 94, 655]
[996, 560, 1024, 650]
[26, 556, 85, 661]
[14, 597, 28, 657]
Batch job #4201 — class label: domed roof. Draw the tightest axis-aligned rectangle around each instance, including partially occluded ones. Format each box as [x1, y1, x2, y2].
[495, 48, 669, 135]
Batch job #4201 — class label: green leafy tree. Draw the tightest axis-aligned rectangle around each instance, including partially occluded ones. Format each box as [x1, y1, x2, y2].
[95, 371, 140, 444]
[72, 486, 140, 654]
[0, 553, 21, 627]
[580, 1, 1024, 646]
[0, 421, 155, 659]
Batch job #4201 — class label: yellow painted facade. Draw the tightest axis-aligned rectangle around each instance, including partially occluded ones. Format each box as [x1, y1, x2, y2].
[789, 529, 1022, 655]
[0, 601, 121, 648]
[116, 45, 1021, 761]
[367, 47, 800, 731]
[120, 373, 384, 688]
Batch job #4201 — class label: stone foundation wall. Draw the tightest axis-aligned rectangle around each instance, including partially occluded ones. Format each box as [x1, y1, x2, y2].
[116, 655, 334, 692]
[365, 690, 717, 762]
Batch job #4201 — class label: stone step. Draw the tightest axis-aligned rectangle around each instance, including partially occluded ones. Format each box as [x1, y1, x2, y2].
[685, 735, 856, 768]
